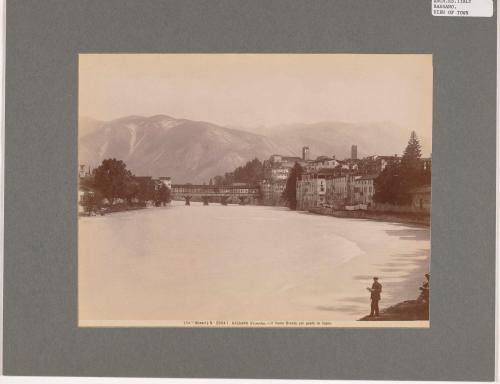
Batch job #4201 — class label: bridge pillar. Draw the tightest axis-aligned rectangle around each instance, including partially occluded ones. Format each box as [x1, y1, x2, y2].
[238, 196, 247, 205]
[184, 196, 192, 205]
[220, 196, 228, 205]
[202, 196, 210, 206]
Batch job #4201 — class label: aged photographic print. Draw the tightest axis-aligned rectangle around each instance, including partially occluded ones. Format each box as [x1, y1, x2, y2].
[78, 54, 432, 327]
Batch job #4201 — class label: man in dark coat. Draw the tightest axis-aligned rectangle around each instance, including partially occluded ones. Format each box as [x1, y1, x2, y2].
[367, 277, 382, 317]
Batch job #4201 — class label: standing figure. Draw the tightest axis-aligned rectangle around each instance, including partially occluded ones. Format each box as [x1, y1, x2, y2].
[418, 273, 430, 303]
[367, 277, 382, 317]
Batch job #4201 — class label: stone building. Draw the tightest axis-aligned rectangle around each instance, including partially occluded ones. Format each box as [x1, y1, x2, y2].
[261, 152, 308, 206]
[79, 164, 92, 178]
[302, 146, 310, 161]
[324, 174, 357, 208]
[259, 179, 286, 206]
[296, 169, 336, 210]
[353, 174, 377, 206]
[351, 145, 357, 159]
[306, 156, 340, 172]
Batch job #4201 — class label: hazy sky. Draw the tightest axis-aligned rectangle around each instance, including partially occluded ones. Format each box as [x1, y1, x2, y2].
[79, 53, 432, 137]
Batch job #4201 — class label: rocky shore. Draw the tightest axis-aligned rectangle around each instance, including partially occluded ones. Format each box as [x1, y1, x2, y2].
[79, 203, 147, 217]
[359, 300, 429, 321]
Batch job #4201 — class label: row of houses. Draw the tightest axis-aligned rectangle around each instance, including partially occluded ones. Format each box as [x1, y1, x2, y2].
[296, 168, 431, 213]
[296, 170, 378, 210]
[258, 146, 404, 207]
[260, 146, 431, 213]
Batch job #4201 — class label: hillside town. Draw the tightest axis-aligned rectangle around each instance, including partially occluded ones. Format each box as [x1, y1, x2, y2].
[260, 144, 431, 214]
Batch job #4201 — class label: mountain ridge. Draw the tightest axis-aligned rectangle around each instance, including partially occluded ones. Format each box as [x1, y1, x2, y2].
[79, 115, 295, 183]
[79, 115, 430, 183]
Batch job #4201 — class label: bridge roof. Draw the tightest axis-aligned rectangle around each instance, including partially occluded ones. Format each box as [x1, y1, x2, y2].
[172, 184, 258, 188]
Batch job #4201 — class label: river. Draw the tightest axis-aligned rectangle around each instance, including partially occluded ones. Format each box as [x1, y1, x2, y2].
[79, 201, 430, 325]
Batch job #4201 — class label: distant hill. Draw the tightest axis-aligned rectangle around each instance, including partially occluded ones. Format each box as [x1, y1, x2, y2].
[79, 115, 431, 183]
[79, 115, 293, 183]
[79, 116, 106, 137]
[267, 122, 431, 160]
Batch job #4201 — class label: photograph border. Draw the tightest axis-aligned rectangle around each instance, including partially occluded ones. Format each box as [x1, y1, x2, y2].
[77, 52, 433, 329]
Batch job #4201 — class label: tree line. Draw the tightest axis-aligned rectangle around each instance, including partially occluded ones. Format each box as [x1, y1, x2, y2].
[212, 158, 264, 186]
[80, 158, 171, 215]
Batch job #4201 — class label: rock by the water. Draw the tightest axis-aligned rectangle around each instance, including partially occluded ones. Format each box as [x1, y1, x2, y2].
[359, 300, 429, 321]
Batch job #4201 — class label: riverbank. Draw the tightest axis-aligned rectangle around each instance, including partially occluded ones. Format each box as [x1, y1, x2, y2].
[308, 207, 430, 226]
[359, 299, 429, 321]
[78, 203, 147, 217]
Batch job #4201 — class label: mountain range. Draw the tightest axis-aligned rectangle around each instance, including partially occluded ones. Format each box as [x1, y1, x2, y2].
[79, 115, 430, 184]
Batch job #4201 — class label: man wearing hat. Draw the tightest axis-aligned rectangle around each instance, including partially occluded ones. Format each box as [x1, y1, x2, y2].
[367, 277, 382, 317]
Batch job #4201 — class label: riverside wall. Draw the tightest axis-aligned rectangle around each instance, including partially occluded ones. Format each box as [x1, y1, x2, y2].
[308, 207, 430, 227]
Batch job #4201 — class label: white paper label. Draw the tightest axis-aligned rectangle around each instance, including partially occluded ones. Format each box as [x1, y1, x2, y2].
[432, 0, 494, 17]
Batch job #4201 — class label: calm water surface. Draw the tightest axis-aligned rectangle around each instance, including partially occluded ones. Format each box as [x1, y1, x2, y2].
[79, 201, 430, 323]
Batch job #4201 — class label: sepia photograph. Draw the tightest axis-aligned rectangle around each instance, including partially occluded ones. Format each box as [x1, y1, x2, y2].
[5, 0, 498, 379]
[78, 54, 432, 327]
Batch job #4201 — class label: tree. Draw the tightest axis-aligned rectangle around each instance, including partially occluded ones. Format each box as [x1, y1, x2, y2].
[79, 175, 95, 190]
[135, 178, 156, 204]
[401, 131, 422, 169]
[156, 184, 171, 206]
[93, 159, 134, 205]
[373, 164, 406, 204]
[282, 162, 303, 210]
[374, 131, 430, 205]
[232, 158, 264, 185]
[213, 175, 225, 186]
[213, 158, 264, 185]
[399, 131, 426, 199]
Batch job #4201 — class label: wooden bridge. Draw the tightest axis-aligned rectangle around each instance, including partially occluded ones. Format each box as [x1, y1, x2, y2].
[171, 184, 261, 205]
